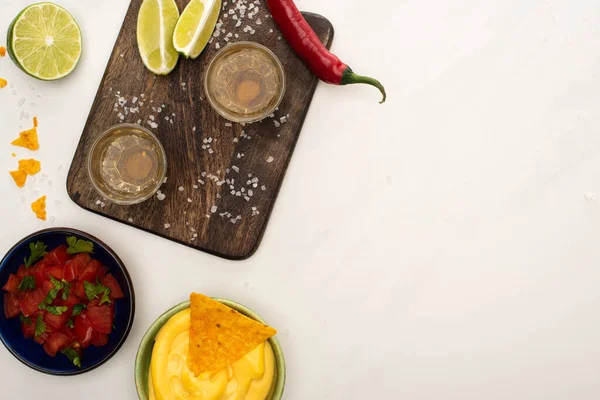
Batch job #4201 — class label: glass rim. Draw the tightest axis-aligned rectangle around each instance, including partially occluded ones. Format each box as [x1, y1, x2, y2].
[87, 123, 167, 206]
[204, 41, 287, 124]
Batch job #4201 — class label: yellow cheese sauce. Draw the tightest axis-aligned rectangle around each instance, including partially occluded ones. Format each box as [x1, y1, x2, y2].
[149, 309, 275, 400]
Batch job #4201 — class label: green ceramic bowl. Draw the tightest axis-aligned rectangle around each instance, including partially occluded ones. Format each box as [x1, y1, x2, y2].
[134, 299, 286, 400]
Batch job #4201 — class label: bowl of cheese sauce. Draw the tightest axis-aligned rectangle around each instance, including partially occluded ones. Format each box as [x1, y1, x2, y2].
[135, 299, 285, 400]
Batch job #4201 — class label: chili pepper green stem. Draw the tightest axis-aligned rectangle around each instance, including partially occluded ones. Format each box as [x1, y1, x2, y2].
[341, 68, 387, 104]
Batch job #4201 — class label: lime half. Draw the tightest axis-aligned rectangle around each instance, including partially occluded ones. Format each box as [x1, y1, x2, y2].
[7, 2, 82, 81]
[173, 0, 221, 59]
[137, 0, 180, 75]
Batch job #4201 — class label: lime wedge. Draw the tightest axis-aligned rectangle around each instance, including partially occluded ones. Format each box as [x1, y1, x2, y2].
[137, 0, 180, 75]
[7, 3, 82, 81]
[173, 0, 221, 59]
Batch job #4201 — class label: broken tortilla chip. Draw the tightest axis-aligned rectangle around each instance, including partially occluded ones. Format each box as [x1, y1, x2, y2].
[18, 159, 41, 175]
[10, 170, 27, 188]
[188, 293, 277, 376]
[0, 78, 7, 89]
[31, 196, 46, 220]
[12, 119, 39, 150]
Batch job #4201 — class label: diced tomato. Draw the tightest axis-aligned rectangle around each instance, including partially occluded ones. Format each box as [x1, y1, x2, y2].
[21, 318, 36, 338]
[60, 325, 76, 340]
[43, 332, 71, 357]
[44, 264, 64, 280]
[73, 313, 94, 348]
[71, 253, 91, 277]
[87, 303, 114, 334]
[20, 288, 46, 317]
[91, 331, 108, 347]
[43, 244, 69, 265]
[33, 323, 53, 345]
[43, 310, 69, 330]
[61, 293, 80, 308]
[4, 293, 21, 319]
[74, 281, 86, 301]
[42, 279, 55, 296]
[16, 265, 29, 278]
[2, 274, 21, 294]
[100, 274, 125, 299]
[63, 261, 77, 282]
[79, 260, 105, 283]
[29, 261, 47, 288]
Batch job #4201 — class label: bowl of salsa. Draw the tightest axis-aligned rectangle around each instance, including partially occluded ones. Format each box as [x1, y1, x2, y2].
[0, 228, 135, 375]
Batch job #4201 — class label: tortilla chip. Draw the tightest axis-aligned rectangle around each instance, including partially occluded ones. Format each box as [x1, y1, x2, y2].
[0, 78, 7, 89]
[18, 159, 41, 176]
[188, 293, 277, 375]
[31, 196, 46, 220]
[12, 127, 39, 150]
[10, 170, 27, 188]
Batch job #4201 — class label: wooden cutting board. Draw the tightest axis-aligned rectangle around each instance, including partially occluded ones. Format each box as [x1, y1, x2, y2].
[67, 0, 333, 260]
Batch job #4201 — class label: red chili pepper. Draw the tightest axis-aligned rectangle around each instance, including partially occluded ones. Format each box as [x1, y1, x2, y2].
[266, 0, 386, 103]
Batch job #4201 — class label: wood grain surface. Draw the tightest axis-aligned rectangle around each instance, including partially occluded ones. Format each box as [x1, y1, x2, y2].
[67, 0, 333, 260]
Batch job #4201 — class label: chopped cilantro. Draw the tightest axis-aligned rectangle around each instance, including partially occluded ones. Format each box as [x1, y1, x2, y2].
[41, 305, 68, 315]
[19, 314, 32, 325]
[66, 319, 74, 329]
[66, 236, 94, 255]
[72, 304, 86, 316]
[61, 348, 81, 368]
[39, 277, 67, 308]
[24, 241, 47, 268]
[84, 281, 111, 303]
[34, 314, 46, 338]
[17, 276, 35, 292]
[61, 281, 71, 300]
[99, 289, 111, 306]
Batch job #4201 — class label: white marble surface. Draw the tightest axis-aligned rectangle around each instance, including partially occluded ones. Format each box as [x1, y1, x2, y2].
[1, 0, 600, 398]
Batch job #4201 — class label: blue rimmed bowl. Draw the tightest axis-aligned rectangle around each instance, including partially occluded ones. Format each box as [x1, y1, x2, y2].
[0, 228, 135, 375]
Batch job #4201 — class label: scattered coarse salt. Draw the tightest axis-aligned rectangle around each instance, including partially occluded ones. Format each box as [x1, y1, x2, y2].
[157, 191, 166, 200]
[164, 223, 171, 229]
[193, 185, 198, 189]
[178, 186, 184, 192]
[187, 198, 192, 203]
[225, 122, 232, 127]
[128, 217, 133, 223]
[211, 205, 218, 213]
[232, 166, 240, 173]
[261, 185, 266, 191]
[267, 156, 274, 163]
